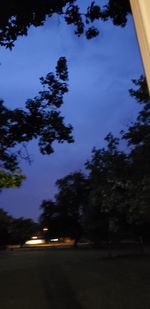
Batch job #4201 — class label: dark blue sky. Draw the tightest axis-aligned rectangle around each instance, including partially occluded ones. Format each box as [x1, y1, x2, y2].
[0, 12, 143, 221]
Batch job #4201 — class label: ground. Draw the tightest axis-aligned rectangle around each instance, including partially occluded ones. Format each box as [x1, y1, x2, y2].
[0, 248, 150, 309]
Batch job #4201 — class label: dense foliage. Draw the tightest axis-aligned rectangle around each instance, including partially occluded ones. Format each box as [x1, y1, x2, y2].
[0, 0, 139, 189]
[1, 1, 149, 250]
[40, 172, 89, 245]
[39, 78, 150, 245]
[0, 1, 131, 49]
[0, 57, 73, 188]
[0, 208, 39, 248]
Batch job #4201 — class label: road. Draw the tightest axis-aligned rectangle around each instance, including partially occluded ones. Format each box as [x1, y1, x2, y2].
[0, 248, 150, 309]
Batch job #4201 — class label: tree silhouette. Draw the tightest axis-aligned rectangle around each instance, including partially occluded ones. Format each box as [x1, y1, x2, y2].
[10, 217, 38, 246]
[0, 208, 12, 248]
[39, 78, 150, 246]
[39, 172, 88, 245]
[0, 1, 146, 189]
[0, 57, 73, 188]
[121, 77, 150, 236]
[0, 208, 39, 247]
[0, 1, 131, 49]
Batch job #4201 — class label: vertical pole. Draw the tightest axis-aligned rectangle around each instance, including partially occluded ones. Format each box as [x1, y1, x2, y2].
[130, 0, 150, 94]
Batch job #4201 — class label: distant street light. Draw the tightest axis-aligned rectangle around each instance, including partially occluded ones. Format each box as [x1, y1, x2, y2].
[43, 227, 48, 232]
[31, 236, 38, 240]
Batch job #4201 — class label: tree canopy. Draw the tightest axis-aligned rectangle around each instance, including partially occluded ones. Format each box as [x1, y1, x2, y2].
[0, 208, 38, 248]
[39, 172, 88, 244]
[0, 0, 147, 189]
[39, 78, 150, 246]
[0, 1, 131, 49]
[0, 57, 73, 188]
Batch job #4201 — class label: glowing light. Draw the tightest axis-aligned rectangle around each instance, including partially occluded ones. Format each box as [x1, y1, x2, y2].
[25, 239, 45, 245]
[31, 236, 38, 240]
[43, 227, 48, 231]
[50, 238, 59, 242]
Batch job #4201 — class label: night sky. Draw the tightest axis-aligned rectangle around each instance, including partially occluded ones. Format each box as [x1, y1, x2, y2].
[0, 10, 143, 221]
